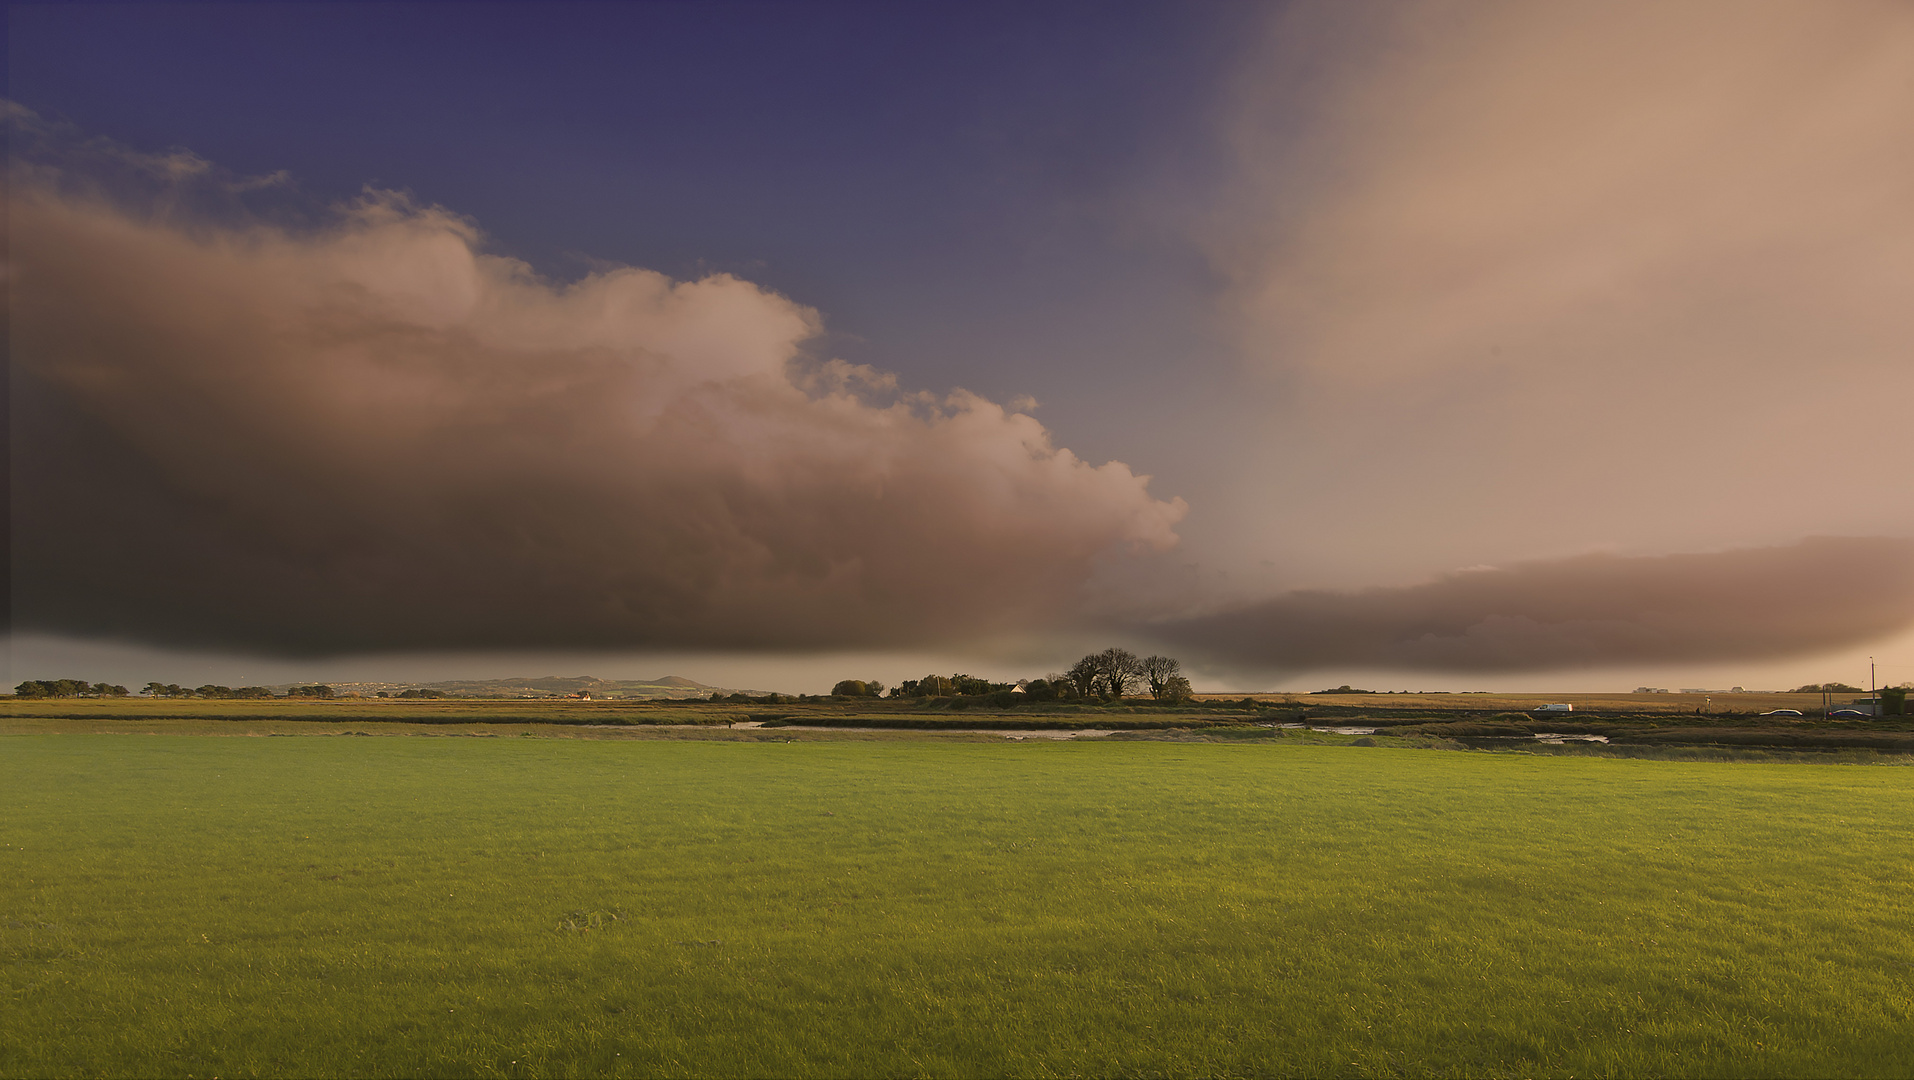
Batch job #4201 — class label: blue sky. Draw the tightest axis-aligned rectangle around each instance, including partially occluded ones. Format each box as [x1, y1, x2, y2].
[9, 1, 1914, 692]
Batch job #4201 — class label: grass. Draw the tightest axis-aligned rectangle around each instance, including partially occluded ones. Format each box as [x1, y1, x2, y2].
[5, 733, 1913, 1078]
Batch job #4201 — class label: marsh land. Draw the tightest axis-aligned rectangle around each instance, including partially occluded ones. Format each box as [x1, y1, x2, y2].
[6, 690, 1908, 754]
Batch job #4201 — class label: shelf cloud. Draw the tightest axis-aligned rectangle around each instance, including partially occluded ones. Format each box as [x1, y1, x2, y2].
[10, 91, 1908, 679]
[9, 126, 1185, 654]
[1156, 537, 1914, 673]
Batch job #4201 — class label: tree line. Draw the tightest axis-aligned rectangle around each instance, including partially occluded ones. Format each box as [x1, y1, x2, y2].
[12, 680, 332, 699]
[833, 649, 1192, 703]
[144, 683, 280, 699]
[14, 679, 129, 698]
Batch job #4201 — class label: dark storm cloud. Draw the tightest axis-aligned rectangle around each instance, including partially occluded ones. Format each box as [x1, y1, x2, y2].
[1156, 538, 1914, 673]
[8, 126, 1185, 654]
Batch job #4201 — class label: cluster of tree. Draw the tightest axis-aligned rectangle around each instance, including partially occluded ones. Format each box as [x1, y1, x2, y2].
[143, 683, 276, 699]
[286, 685, 336, 698]
[1016, 679, 1064, 701]
[15, 679, 129, 698]
[1792, 683, 1864, 693]
[709, 691, 799, 704]
[1064, 649, 1193, 702]
[890, 675, 1005, 698]
[836, 650, 1193, 705]
[1311, 684, 1376, 695]
[830, 679, 888, 698]
[388, 688, 448, 699]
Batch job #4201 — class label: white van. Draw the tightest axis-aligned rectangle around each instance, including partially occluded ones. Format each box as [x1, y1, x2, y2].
[1532, 703, 1574, 713]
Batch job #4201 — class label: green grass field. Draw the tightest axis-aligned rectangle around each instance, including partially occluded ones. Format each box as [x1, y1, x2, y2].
[5, 733, 1913, 1078]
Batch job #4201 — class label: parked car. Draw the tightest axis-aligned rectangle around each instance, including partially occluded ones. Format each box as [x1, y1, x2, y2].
[1760, 708, 1803, 716]
[1829, 709, 1870, 718]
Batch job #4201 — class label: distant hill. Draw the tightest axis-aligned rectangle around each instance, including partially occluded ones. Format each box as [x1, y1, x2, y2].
[315, 675, 754, 699]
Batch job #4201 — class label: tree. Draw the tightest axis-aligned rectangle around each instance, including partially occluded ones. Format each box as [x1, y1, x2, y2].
[1039, 672, 1079, 700]
[1160, 674, 1193, 703]
[1140, 655, 1183, 700]
[1066, 656, 1101, 699]
[1092, 648, 1142, 701]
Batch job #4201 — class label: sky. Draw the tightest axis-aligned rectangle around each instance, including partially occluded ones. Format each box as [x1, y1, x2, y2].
[8, 0, 1913, 694]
